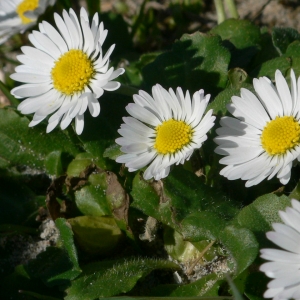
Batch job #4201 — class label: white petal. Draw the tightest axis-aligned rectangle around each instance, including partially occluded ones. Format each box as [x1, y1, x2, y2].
[87, 96, 100, 117]
[126, 103, 161, 127]
[102, 81, 121, 91]
[32, 30, 61, 58]
[41, 21, 68, 54]
[75, 114, 84, 135]
[219, 147, 263, 165]
[12, 83, 52, 98]
[21, 46, 54, 65]
[275, 69, 293, 115]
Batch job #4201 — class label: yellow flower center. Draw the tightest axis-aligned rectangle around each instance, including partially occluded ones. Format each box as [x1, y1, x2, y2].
[261, 116, 300, 155]
[16, 0, 39, 24]
[51, 49, 95, 96]
[154, 119, 192, 154]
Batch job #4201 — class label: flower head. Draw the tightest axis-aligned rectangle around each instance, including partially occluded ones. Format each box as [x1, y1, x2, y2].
[260, 198, 300, 300]
[214, 69, 300, 187]
[0, 0, 55, 44]
[115, 84, 215, 180]
[11, 7, 125, 134]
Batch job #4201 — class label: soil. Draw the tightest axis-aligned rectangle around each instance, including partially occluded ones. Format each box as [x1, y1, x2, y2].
[100, 0, 300, 31]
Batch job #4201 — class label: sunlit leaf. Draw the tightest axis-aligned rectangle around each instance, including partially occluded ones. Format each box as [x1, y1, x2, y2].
[65, 258, 180, 299]
[0, 107, 80, 170]
[272, 27, 300, 55]
[143, 32, 230, 96]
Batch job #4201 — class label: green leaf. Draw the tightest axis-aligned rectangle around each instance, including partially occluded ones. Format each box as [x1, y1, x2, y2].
[237, 194, 291, 233]
[289, 180, 300, 200]
[244, 272, 269, 300]
[130, 173, 173, 227]
[249, 28, 279, 72]
[210, 19, 261, 69]
[220, 225, 258, 276]
[290, 57, 300, 78]
[163, 167, 239, 222]
[55, 218, 80, 272]
[255, 57, 291, 79]
[68, 216, 123, 255]
[285, 40, 300, 57]
[0, 107, 80, 170]
[44, 151, 63, 177]
[24, 218, 81, 286]
[142, 32, 230, 96]
[236, 193, 291, 247]
[272, 27, 300, 55]
[74, 175, 112, 217]
[181, 212, 227, 242]
[103, 143, 122, 161]
[66, 153, 95, 177]
[131, 167, 239, 231]
[211, 19, 261, 50]
[25, 247, 81, 287]
[65, 258, 180, 299]
[207, 83, 253, 116]
[151, 273, 222, 297]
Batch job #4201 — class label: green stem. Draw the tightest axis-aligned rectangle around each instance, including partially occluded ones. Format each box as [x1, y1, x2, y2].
[114, 84, 139, 97]
[225, 0, 239, 19]
[214, 0, 226, 24]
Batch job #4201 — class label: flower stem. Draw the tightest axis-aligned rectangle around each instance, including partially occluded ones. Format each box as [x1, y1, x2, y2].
[224, 0, 239, 18]
[214, 0, 226, 24]
[115, 84, 139, 97]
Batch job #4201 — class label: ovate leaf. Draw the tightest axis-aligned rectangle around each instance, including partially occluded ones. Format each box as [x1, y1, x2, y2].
[68, 216, 123, 255]
[272, 27, 300, 55]
[143, 32, 230, 96]
[65, 258, 180, 299]
[237, 194, 291, 233]
[0, 107, 80, 170]
[220, 225, 258, 276]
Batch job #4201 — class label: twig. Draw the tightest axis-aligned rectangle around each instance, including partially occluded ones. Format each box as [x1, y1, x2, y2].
[186, 240, 215, 275]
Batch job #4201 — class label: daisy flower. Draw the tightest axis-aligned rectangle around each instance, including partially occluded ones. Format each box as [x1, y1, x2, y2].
[115, 84, 215, 180]
[214, 69, 300, 187]
[11, 7, 125, 134]
[260, 198, 300, 300]
[0, 0, 55, 44]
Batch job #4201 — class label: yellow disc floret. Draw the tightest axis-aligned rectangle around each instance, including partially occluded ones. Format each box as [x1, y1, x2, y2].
[154, 119, 192, 154]
[261, 116, 300, 155]
[51, 49, 95, 96]
[16, 0, 39, 24]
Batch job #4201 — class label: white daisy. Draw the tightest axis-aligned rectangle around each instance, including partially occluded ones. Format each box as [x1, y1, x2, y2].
[214, 69, 300, 187]
[11, 7, 125, 134]
[0, 0, 56, 44]
[115, 84, 215, 180]
[260, 198, 300, 300]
